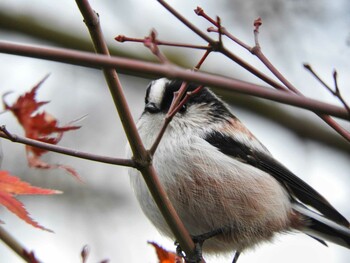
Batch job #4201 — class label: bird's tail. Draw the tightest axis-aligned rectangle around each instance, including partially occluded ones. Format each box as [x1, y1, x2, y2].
[293, 203, 350, 249]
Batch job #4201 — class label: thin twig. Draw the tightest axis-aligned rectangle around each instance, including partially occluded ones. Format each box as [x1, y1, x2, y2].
[0, 226, 40, 263]
[216, 16, 223, 47]
[157, 0, 291, 93]
[143, 30, 169, 63]
[149, 82, 204, 156]
[75, 0, 197, 260]
[332, 70, 350, 115]
[253, 18, 262, 48]
[246, 18, 350, 141]
[115, 34, 209, 50]
[149, 81, 189, 155]
[0, 41, 348, 120]
[194, 7, 218, 27]
[197, 8, 251, 53]
[0, 126, 136, 167]
[207, 27, 251, 51]
[193, 5, 350, 141]
[194, 48, 211, 70]
[170, 85, 204, 117]
[304, 64, 350, 118]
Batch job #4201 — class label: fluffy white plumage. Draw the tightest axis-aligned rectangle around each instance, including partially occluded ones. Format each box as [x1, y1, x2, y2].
[129, 79, 292, 253]
[128, 78, 350, 259]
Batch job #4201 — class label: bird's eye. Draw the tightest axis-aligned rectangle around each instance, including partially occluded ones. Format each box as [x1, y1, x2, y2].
[179, 103, 187, 113]
[145, 102, 160, 113]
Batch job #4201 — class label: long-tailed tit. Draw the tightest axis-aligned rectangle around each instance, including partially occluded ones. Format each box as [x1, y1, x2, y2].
[128, 78, 350, 262]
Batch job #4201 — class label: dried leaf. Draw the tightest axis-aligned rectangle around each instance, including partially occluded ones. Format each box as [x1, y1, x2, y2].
[0, 170, 61, 231]
[148, 241, 183, 263]
[2, 76, 80, 179]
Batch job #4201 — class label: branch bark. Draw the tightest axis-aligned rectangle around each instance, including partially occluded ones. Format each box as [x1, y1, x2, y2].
[75, 0, 197, 260]
[0, 126, 136, 167]
[158, 1, 350, 142]
[0, 226, 39, 263]
[0, 41, 348, 121]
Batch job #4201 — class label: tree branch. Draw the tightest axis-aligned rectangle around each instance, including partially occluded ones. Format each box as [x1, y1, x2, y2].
[164, 0, 350, 142]
[115, 34, 209, 50]
[0, 41, 348, 122]
[74, 0, 197, 260]
[0, 126, 136, 167]
[0, 226, 40, 263]
[157, 0, 285, 91]
[304, 64, 350, 116]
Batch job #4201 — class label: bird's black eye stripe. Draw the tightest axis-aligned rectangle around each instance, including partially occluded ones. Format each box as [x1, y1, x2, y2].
[160, 80, 202, 113]
[144, 79, 231, 116]
[145, 83, 152, 105]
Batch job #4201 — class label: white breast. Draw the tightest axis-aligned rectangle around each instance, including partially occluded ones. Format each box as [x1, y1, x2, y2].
[128, 114, 293, 253]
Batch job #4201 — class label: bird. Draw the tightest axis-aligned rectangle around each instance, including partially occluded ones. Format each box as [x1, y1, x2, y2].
[128, 78, 350, 262]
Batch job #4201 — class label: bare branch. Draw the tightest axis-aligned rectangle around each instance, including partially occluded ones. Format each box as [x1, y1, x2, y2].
[304, 64, 350, 118]
[115, 34, 209, 50]
[194, 6, 218, 27]
[75, 0, 197, 259]
[149, 82, 204, 158]
[159, 0, 285, 90]
[216, 16, 223, 47]
[170, 85, 205, 117]
[149, 81, 189, 155]
[0, 126, 136, 167]
[192, 5, 350, 141]
[143, 30, 169, 64]
[0, 41, 348, 121]
[0, 226, 40, 263]
[194, 48, 211, 70]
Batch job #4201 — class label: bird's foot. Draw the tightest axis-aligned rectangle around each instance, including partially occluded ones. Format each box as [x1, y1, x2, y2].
[175, 227, 228, 262]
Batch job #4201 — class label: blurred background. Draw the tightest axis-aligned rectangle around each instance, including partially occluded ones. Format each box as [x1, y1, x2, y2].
[0, 0, 349, 262]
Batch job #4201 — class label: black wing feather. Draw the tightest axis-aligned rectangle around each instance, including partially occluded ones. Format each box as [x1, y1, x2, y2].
[204, 131, 349, 227]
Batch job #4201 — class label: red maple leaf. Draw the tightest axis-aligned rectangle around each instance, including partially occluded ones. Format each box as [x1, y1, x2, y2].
[2, 75, 81, 179]
[0, 170, 61, 231]
[148, 241, 183, 263]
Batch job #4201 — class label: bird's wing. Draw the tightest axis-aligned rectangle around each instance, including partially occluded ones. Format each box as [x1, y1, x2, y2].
[204, 131, 349, 226]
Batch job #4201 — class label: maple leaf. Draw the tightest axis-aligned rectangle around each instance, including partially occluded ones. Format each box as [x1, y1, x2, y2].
[2, 75, 81, 179]
[0, 170, 61, 231]
[148, 241, 183, 263]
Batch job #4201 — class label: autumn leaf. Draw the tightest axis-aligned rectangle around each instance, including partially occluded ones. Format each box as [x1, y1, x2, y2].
[2, 75, 81, 179]
[148, 241, 183, 263]
[0, 170, 61, 231]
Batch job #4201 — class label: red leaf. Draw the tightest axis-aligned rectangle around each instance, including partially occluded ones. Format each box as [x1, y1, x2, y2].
[2, 76, 50, 128]
[27, 155, 81, 181]
[0, 170, 61, 231]
[148, 241, 183, 263]
[2, 76, 80, 179]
